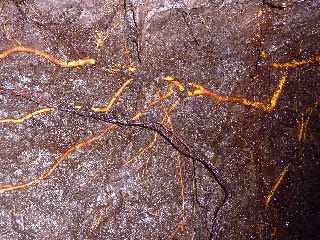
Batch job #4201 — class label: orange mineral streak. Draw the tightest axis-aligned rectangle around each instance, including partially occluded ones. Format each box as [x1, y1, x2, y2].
[0, 108, 55, 124]
[127, 132, 158, 165]
[92, 78, 134, 113]
[188, 72, 288, 112]
[137, 132, 159, 178]
[272, 55, 320, 69]
[123, 43, 137, 72]
[149, 86, 175, 108]
[132, 98, 179, 177]
[264, 165, 289, 208]
[0, 46, 96, 67]
[297, 113, 306, 142]
[297, 98, 320, 142]
[91, 212, 104, 231]
[95, 29, 108, 49]
[168, 218, 187, 240]
[167, 106, 186, 209]
[138, 99, 179, 177]
[260, 50, 268, 60]
[162, 76, 185, 92]
[89, 204, 111, 236]
[0, 104, 87, 125]
[129, 95, 179, 179]
[163, 99, 187, 239]
[0, 124, 115, 193]
[0, 88, 174, 193]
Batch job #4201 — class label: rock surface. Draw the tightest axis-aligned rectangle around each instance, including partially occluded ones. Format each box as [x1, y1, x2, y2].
[0, 0, 319, 239]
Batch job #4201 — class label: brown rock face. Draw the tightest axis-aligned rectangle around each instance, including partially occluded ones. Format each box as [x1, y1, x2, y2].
[0, 0, 319, 239]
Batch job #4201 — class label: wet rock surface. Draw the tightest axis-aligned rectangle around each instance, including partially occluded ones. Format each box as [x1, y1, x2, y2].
[0, 0, 319, 239]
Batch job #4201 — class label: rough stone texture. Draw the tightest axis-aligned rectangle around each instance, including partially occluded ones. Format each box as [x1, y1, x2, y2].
[0, 0, 319, 239]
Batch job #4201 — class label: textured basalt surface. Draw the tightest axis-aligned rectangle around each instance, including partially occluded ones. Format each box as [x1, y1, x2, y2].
[0, 0, 319, 239]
